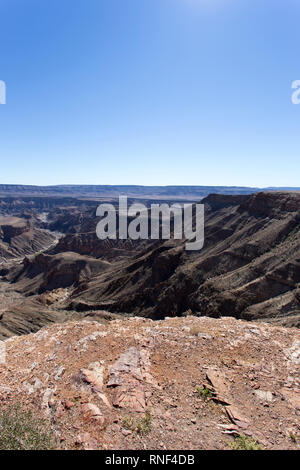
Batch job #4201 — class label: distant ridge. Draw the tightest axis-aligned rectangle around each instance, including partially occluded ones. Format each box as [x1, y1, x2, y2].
[0, 184, 299, 200]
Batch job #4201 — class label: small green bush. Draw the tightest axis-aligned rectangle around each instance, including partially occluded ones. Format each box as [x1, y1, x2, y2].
[229, 433, 264, 451]
[122, 410, 152, 435]
[196, 386, 212, 399]
[0, 405, 58, 450]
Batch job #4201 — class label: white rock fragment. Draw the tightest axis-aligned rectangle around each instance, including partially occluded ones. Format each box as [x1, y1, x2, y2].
[254, 390, 274, 402]
[54, 366, 65, 381]
[285, 340, 300, 365]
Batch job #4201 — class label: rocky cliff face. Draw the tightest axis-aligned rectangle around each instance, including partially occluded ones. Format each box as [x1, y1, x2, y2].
[64, 192, 300, 326]
[52, 232, 148, 261]
[0, 219, 29, 243]
[0, 192, 299, 340]
[0, 316, 298, 450]
[8, 252, 111, 295]
[0, 217, 55, 262]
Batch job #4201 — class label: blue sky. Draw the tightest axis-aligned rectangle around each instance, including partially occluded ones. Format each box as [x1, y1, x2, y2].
[0, 0, 299, 187]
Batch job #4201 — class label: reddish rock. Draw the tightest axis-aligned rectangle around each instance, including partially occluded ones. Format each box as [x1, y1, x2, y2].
[64, 400, 75, 410]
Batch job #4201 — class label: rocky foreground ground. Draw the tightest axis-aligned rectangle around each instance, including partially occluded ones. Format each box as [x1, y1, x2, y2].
[0, 315, 299, 450]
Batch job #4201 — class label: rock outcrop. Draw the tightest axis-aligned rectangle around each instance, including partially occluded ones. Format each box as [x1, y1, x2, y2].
[0, 316, 299, 450]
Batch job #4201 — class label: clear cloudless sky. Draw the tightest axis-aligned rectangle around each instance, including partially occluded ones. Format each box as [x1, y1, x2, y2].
[0, 0, 299, 187]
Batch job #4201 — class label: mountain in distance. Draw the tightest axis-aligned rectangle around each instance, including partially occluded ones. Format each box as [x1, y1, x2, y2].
[0, 184, 299, 200]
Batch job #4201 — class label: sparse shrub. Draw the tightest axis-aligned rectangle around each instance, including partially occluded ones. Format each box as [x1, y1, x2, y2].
[189, 326, 201, 336]
[229, 433, 264, 451]
[121, 415, 134, 430]
[122, 410, 152, 435]
[183, 309, 193, 317]
[136, 410, 152, 435]
[196, 386, 212, 399]
[0, 405, 58, 450]
[290, 432, 297, 443]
